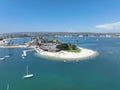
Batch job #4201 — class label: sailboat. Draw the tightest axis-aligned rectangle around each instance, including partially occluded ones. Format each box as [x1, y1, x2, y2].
[7, 84, 9, 90]
[23, 65, 34, 79]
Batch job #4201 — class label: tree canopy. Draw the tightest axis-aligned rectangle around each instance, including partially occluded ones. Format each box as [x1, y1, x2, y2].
[56, 43, 77, 50]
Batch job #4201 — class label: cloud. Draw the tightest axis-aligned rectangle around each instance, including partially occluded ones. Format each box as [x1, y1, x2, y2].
[95, 22, 120, 30]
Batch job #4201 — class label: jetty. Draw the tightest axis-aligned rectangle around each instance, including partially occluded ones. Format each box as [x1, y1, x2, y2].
[22, 49, 35, 57]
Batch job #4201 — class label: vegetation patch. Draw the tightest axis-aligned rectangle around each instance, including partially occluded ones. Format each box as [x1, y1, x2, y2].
[56, 43, 81, 52]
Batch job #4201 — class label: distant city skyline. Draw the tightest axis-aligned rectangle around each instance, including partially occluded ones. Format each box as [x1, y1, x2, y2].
[1, 0, 120, 33]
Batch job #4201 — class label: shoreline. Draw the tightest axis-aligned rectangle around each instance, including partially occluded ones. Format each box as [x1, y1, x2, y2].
[0, 45, 98, 61]
[34, 47, 98, 61]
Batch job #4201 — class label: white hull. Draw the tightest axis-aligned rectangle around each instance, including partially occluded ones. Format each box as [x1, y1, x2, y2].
[0, 58, 5, 60]
[22, 51, 26, 57]
[4, 55, 10, 58]
[22, 53, 26, 56]
[23, 74, 34, 79]
[22, 54, 26, 57]
[23, 65, 34, 79]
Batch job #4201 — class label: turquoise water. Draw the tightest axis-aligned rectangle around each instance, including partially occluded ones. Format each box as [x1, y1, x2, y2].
[0, 37, 120, 90]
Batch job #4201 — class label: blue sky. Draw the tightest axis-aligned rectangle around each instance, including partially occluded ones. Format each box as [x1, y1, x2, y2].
[1, 0, 120, 33]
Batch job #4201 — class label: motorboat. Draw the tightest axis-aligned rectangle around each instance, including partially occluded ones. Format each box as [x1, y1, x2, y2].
[0, 57, 5, 60]
[4, 55, 10, 58]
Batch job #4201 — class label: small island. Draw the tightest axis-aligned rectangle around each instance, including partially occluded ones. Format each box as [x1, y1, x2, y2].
[32, 39, 98, 61]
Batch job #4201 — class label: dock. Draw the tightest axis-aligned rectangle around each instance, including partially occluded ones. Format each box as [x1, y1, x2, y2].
[22, 49, 35, 57]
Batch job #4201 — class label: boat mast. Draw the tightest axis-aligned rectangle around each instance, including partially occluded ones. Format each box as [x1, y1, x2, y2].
[26, 65, 28, 75]
[7, 84, 9, 90]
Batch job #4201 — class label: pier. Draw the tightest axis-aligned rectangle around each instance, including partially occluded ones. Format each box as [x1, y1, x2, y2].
[22, 49, 35, 57]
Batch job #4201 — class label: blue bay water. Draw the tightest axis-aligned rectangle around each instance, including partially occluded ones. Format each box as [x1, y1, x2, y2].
[0, 37, 120, 90]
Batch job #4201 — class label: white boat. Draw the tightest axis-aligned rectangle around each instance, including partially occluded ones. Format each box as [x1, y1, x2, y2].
[0, 57, 5, 60]
[22, 51, 26, 57]
[4, 55, 10, 58]
[23, 65, 34, 79]
[22, 54, 25, 57]
[7, 84, 9, 90]
[23, 74, 34, 78]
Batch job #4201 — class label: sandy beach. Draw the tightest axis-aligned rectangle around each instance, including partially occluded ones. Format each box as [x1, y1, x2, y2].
[35, 47, 98, 61]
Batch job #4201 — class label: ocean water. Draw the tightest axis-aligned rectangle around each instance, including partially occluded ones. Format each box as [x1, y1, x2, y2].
[6, 38, 31, 44]
[0, 37, 120, 90]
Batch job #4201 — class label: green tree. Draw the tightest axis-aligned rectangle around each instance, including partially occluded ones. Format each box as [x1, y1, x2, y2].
[56, 43, 69, 50]
[56, 43, 77, 50]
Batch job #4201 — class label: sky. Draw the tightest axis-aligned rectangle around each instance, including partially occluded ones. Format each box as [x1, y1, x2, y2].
[1, 0, 120, 33]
